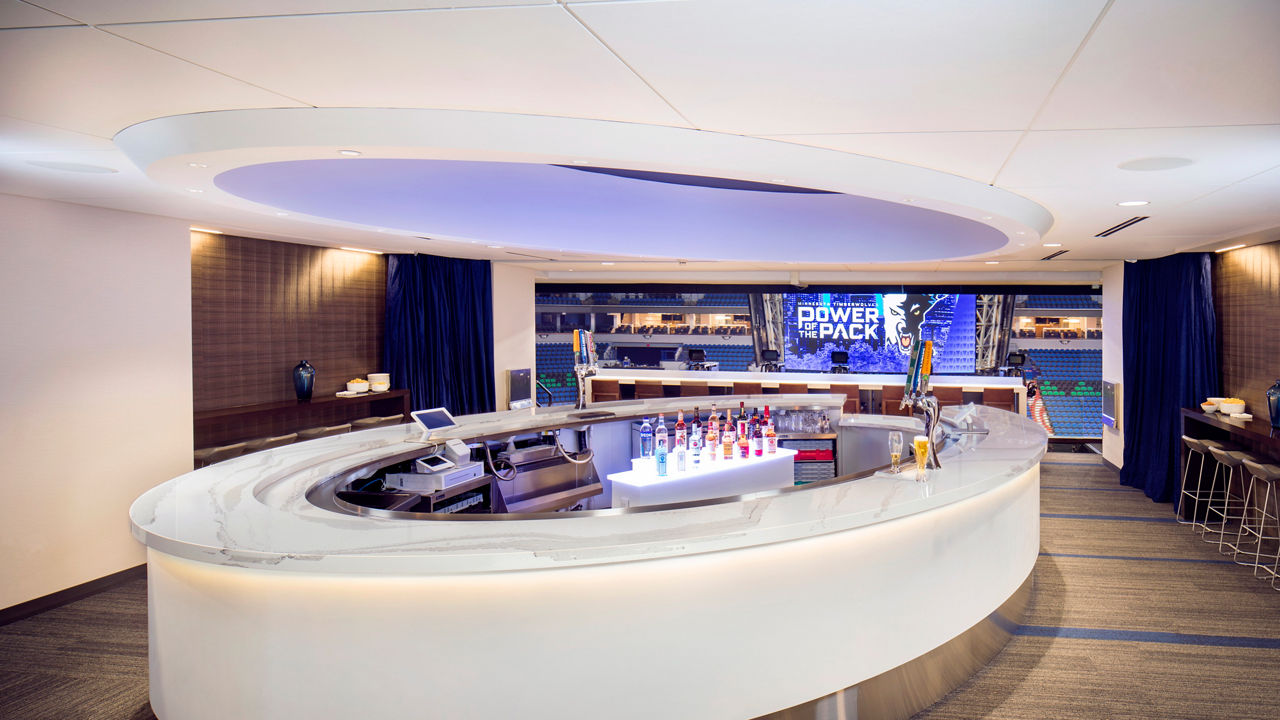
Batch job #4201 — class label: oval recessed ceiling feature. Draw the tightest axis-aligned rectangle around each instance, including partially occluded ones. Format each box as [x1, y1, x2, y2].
[214, 158, 1008, 264]
[26, 160, 118, 174]
[1117, 157, 1193, 172]
[554, 166, 835, 194]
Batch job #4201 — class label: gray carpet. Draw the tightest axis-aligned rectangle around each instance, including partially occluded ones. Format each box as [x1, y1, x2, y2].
[2, 454, 1277, 719]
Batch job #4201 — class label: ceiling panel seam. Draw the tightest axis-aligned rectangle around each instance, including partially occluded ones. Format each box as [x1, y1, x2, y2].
[0, 113, 113, 141]
[15, 0, 84, 26]
[556, 0, 697, 128]
[88, 26, 319, 110]
[988, 0, 1115, 187]
[38, 4, 557, 28]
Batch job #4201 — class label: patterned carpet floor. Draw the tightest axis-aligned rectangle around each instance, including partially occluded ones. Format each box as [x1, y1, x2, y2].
[1, 452, 1276, 719]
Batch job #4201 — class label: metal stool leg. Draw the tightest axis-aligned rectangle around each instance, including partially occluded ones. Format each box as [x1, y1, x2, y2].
[1178, 446, 1205, 525]
[1198, 461, 1226, 537]
[1226, 474, 1258, 559]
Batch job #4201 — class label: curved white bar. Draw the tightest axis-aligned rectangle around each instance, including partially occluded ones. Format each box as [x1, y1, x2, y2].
[132, 402, 1044, 720]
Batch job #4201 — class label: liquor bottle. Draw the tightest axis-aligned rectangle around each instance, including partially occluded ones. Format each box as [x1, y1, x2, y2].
[737, 421, 750, 459]
[709, 403, 719, 431]
[639, 416, 654, 458]
[722, 421, 734, 459]
[737, 401, 748, 441]
[656, 413, 668, 458]
[752, 409, 764, 456]
[690, 407, 702, 467]
[764, 405, 777, 454]
[656, 435, 668, 476]
[676, 443, 686, 472]
[706, 414, 719, 460]
[674, 410, 687, 451]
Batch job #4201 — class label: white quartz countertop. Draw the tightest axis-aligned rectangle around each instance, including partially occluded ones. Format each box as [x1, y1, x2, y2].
[130, 401, 1046, 576]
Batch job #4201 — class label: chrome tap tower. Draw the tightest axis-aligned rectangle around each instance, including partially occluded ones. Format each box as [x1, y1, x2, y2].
[900, 338, 943, 469]
[572, 329, 599, 410]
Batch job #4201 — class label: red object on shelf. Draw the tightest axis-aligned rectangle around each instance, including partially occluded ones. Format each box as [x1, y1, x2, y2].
[795, 449, 834, 461]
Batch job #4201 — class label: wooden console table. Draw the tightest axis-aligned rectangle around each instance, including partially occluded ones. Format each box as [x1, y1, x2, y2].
[195, 390, 412, 449]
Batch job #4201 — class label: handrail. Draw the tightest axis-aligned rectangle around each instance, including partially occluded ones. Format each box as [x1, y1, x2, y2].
[535, 380, 554, 407]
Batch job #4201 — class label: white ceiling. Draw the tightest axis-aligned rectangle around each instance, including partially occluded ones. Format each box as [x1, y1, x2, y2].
[1, 0, 1278, 280]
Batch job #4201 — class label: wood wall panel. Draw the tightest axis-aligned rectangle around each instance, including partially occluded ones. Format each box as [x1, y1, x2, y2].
[1213, 240, 1280, 418]
[191, 233, 386, 413]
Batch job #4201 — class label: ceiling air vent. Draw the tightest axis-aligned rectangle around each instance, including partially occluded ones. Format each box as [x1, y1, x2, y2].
[1040, 249, 1070, 261]
[1095, 216, 1149, 237]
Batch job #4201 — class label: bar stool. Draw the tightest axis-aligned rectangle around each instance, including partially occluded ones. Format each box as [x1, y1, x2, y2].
[351, 415, 405, 430]
[1234, 459, 1280, 587]
[244, 433, 298, 452]
[1203, 446, 1257, 544]
[193, 441, 247, 468]
[297, 423, 352, 441]
[1177, 436, 1225, 527]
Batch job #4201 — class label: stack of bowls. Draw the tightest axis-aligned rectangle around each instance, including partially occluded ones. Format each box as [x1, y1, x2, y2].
[368, 373, 391, 393]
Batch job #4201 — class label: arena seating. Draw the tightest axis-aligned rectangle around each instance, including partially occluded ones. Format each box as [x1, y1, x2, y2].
[695, 293, 749, 306]
[535, 294, 581, 305]
[534, 343, 578, 405]
[1021, 294, 1101, 310]
[1024, 349, 1102, 437]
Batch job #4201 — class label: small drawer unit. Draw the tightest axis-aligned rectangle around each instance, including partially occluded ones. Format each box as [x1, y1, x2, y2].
[779, 437, 838, 485]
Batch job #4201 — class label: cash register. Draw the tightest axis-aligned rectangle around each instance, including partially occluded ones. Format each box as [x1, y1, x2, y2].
[387, 408, 485, 491]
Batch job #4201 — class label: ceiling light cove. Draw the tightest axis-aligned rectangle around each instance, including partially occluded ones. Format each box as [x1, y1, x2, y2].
[115, 108, 1054, 263]
[213, 158, 1006, 264]
[1116, 200, 1150, 207]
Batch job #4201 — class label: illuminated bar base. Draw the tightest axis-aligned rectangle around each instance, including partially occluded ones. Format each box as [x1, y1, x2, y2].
[608, 447, 797, 508]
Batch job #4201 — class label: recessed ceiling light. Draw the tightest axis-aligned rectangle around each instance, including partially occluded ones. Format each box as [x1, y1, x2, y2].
[1043, 242, 1063, 247]
[1117, 200, 1150, 207]
[189, 227, 222, 234]
[186, 188, 204, 193]
[276, 212, 289, 216]
[341, 246, 383, 255]
[187, 162, 208, 168]
[1215, 244, 1246, 253]
[338, 150, 362, 157]
[570, 160, 590, 165]
[601, 262, 615, 265]
[1016, 231, 1025, 235]
[487, 245, 504, 249]
[567, 268, 574, 271]
[985, 261, 1000, 265]
[982, 216, 993, 220]
[376, 228, 388, 233]
[26, 160, 119, 174]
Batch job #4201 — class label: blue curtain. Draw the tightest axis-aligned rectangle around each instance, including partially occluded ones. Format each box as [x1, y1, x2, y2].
[384, 254, 495, 415]
[1120, 253, 1219, 503]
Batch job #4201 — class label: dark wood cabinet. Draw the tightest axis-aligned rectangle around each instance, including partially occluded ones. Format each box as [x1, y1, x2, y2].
[194, 390, 411, 449]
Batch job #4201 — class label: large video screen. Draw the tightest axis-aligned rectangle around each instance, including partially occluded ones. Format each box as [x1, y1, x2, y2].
[782, 293, 976, 373]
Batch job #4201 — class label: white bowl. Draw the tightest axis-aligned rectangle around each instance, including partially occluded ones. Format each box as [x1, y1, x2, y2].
[368, 373, 390, 384]
[1219, 401, 1245, 415]
[346, 381, 370, 393]
[1200, 402, 1217, 413]
[370, 382, 391, 393]
[1207, 397, 1226, 405]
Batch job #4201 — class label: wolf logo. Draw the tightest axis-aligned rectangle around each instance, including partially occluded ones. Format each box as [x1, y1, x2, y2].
[884, 294, 945, 354]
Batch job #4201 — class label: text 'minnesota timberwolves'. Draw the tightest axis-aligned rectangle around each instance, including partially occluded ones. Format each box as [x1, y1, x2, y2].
[782, 294, 976, 373]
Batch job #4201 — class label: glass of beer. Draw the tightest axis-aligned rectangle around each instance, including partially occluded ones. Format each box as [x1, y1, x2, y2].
[913, 435, 929, 473]
[888, 431, 903, 473]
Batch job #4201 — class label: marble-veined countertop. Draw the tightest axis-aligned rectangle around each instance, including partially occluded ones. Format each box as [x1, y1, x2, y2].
[130, 397, 1046, 575]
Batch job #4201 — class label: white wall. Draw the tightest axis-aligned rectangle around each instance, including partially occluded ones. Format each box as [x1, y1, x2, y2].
[0, 194, 192, 608]
[1101, 263, 1124, 468]
[491, 263, 536, 408]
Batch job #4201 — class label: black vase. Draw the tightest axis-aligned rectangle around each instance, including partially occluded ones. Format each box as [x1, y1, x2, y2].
[293, 360, 315, 401]
[1267, 378, 1280, 435]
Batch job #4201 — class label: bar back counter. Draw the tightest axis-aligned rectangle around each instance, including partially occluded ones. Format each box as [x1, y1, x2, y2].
[131, 395, 1045, 720]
